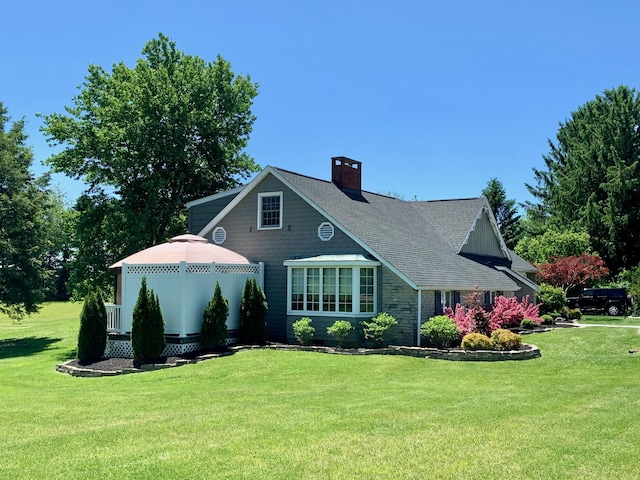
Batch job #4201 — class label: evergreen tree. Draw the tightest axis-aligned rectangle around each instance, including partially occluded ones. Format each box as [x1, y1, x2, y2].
[0, 102, 49, 320]
[527, 85, 640, 273]
[131, 277, 165, 364]
[77, 289, 107, 362]
[481, 178, 521, 249]
[201, 282, 228, 349]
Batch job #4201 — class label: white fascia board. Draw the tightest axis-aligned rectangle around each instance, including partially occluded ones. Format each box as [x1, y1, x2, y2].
[185, 186, 245, 209]
[458, 200, 511, 261]
[495, 266, 539, 291]
[415, 283, 521, 292]
[284, 255, 382, 267]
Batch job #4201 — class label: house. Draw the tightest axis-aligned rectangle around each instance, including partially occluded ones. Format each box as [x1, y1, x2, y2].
[188, 157, 537, 347]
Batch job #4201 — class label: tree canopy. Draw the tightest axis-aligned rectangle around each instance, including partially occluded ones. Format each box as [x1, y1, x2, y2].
[41, 33, 259, 296]
[481, 178, 521, 249]
[527, 85, 640, 274]
[514, 228, 591, 264]
[0, 103, 49, 319]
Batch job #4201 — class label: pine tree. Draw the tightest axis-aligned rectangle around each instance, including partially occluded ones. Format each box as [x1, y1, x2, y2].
[482, 178, 522, 249]
[77, 289, 107, 362]
[201, 282, 228, 349]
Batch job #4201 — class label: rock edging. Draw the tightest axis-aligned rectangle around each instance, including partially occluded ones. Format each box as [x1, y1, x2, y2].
[56, 343, 540, 377]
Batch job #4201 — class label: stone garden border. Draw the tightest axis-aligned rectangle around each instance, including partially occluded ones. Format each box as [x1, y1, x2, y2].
[57, 342, 540, 377]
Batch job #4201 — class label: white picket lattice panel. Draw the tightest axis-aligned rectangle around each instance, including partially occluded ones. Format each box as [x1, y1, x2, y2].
[215, 264, 261, 275]
[186, 264, 211, 274]
[126, 265, 180, 275]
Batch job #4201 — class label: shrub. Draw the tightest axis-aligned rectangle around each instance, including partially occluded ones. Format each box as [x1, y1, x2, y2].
[461, 333, 492, 350]
[239, 278, 268, 345]
[537, 283, 567, 315]
[491, 295, 543, 329]
[131, 277, 166, 364]
[361, 312, 398, 346]
[541, 314, 554, 325]
[566, 308, 582, 320]
[327, 320, 354, 347]
[420, 315, 460, 349]
[491, 329, 522, 351]
[520, 318, 536, 329]
[292, 317, 315, 345]
[77, 289, 107, 362]
[201, 282, 228, 349]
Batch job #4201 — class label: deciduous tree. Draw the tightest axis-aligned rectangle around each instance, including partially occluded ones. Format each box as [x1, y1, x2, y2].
[514, 228, 591, 264]
[41, 33, 259, 295]
[537, 254, 609, 293]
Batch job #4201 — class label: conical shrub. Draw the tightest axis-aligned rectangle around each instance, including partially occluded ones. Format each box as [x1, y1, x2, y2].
[239, 278, 267, 345]
[77, 288, 107, 362]
[131, 277, 165, 364]
[201, 282, 228, 349]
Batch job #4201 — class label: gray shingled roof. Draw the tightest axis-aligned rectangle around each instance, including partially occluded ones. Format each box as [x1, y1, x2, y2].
[273, 168, 519, 291]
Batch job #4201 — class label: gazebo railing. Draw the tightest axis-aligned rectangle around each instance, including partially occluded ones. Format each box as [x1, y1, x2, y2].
[105, 304, 122, 332]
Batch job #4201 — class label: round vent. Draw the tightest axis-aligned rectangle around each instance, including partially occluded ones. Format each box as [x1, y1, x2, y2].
[318, 222, 334, 241]
[212, 227, 227, 245]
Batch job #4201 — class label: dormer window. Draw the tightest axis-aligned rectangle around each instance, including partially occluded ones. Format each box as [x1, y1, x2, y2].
[258, 192, 283, 230]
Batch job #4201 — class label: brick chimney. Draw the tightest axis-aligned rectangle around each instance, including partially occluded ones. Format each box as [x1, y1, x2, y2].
[331, 156, 362, 194]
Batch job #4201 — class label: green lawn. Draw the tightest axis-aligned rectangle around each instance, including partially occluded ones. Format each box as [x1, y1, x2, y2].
[579, 315, 640, 326]
[1, 303, 640, 479]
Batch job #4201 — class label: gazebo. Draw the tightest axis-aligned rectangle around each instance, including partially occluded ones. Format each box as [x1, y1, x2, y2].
[105, 234, 263, 358]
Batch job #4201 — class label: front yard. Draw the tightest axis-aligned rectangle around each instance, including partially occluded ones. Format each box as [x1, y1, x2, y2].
[1, 303, 639, 479]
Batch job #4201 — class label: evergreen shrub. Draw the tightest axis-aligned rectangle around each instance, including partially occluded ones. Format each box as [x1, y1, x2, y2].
[420, 315, 460, 349]
[491, 329, 522, 351]
[239, 278, 268, 345]
[131, 277, 166, 364]
[201, 282, 228, 349]
[461, 332, 492, 350]
[520, 318, 536, 329]
[292, 317, 315, 345]
[541, 314, 554, 325]
[77, 289, 107, 362]
[537, 283, 567, 315]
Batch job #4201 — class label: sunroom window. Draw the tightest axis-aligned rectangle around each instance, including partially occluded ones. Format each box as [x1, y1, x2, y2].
[284, 255, 380, 316]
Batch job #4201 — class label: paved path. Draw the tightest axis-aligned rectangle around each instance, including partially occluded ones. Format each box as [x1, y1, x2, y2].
[573, 323, 640, 328]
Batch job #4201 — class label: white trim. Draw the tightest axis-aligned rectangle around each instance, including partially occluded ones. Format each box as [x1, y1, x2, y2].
[285, 264, 377, 316]
[495, 266, 539, 291]
[197, 167, 419, 290]
[184, 186, 245, 208]
[284, 255, 380, 267]
[459, 200, 511, 261]
[257, 191, 283, 230]
[417, 290, 422, 347]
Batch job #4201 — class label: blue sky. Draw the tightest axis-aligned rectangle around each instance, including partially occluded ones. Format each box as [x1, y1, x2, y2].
[2, 0, 639, 207]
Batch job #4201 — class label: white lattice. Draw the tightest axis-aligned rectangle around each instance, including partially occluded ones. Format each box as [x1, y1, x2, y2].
[126, 264, 180, 275]
[186, 264, 211, 274]
[106, 340, 134, 358]
[215, 264, 260, 275]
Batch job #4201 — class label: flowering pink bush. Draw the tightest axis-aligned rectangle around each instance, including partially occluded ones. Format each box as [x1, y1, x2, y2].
[490, 295, 542, 328]
[444, 294, 542, 334]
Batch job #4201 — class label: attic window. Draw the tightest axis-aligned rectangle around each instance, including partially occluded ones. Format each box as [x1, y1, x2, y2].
[212, 227, 226, 245]
[318, 222, 334, 241]
[258, 192, 283, 230]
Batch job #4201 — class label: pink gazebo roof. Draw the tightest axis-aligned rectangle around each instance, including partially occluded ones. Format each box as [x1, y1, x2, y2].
[109, 234, 251, 268]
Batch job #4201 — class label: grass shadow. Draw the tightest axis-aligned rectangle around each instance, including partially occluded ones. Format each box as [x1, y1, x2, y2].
[0, 337, 62, 360]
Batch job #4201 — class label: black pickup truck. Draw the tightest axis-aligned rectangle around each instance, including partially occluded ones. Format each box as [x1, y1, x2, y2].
[566, 288, 632, 316]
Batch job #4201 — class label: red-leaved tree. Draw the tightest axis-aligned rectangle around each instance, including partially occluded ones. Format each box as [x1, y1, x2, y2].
[537, 254, 609, 293]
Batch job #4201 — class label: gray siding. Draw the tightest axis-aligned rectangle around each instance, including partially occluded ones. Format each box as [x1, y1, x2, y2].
[202, 173, 384, 342]
[188, 192, 240, 234]
[461, 210, 505, 258]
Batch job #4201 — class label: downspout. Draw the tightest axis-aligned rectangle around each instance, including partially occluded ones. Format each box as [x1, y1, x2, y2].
[417, 289, 422, 347]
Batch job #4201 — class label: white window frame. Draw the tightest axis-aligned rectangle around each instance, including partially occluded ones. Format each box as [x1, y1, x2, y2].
[257, 191, 283, 230]
[284, 257, 380, 316]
